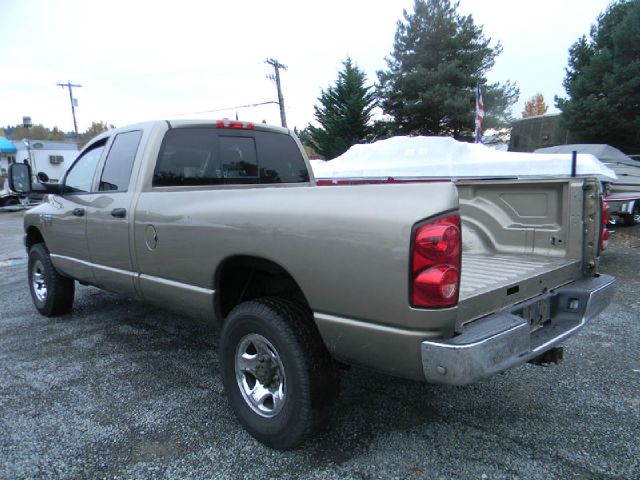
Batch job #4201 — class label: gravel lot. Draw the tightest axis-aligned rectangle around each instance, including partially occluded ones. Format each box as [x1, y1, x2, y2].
[0, 210, 638, 479]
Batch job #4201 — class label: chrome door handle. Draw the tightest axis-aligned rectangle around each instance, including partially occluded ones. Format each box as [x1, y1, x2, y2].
[72, 208, 85, 217]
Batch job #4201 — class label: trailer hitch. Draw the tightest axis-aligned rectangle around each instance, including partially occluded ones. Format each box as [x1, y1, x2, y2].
[528, 346, 564, 366]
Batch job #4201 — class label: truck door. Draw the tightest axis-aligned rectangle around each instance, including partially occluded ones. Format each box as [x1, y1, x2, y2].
[45, 141, 106, 284]
[86, 130, 142, 296]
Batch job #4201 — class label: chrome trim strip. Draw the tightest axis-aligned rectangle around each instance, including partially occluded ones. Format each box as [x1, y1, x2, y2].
[50, 254, 215, 296]
[139, 273, 215, 296]
[92, 262, 136, 278]
[50, 254, 92, 268]
[313, 312, 425, 336]
[51, 254, 134, 277]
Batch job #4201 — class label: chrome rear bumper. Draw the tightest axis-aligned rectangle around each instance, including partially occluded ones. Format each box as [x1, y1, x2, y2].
[421, 274, 616, 385]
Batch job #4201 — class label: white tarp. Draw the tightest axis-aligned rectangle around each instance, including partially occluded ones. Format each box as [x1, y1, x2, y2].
[311, 136, 617, 182]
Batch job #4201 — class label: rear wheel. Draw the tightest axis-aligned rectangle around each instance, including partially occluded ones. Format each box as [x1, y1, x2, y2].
[220, 297, 339, 449]
[28, 243, 75, 316]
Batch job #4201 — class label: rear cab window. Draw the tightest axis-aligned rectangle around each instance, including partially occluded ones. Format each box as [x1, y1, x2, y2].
[153, 128, 309, 187]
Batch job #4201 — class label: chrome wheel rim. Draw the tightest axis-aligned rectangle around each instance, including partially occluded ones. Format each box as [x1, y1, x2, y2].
[32, 259, 48, 302]
[235, 333, 286, 418]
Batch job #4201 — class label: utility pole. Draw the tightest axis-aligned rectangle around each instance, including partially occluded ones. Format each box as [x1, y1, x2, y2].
[22, 116, 34, 172]
[265, 58, 287, 128]
[56, 81, 82, 137]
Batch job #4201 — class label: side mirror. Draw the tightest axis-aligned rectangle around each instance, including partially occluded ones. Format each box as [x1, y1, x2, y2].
[8, 163, 32, 194]
[37, 171, 50, 183]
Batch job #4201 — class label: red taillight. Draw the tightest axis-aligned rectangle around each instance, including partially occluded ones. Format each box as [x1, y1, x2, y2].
[599, 198, 609, 252]
[216, 119, 255, 130]
[411, 215, 461, 308]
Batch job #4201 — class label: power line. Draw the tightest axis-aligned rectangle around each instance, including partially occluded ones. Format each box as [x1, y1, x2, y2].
[265, 58, 288, 128]
[56, 81, 82, 137]
[168, 100, 279, 118]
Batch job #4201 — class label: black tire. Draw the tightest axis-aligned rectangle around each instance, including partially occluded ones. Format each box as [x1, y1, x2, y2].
[621, 203, 640, 226]
[28, 243, 75, 316]
[220, 297, 339, 449]
[2, 197, 19, 207]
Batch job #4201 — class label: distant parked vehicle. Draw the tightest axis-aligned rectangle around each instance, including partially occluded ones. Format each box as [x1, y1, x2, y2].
[0, 178, 21, 206]
[0, 190, 20, 207]
[535, 144, 640, 226]
[0, 174, 47, 207]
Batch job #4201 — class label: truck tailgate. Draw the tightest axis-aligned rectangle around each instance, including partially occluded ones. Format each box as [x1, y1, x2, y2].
[455, 178, 601, 327]
[459, 253, 581, 325]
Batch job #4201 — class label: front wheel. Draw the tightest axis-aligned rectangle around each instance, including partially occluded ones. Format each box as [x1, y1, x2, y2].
[220, 298, 339, 449]
[28, 243, 75, 316]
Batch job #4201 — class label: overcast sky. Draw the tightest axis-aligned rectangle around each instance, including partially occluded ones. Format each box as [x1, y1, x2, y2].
[0, 0, 612, 134]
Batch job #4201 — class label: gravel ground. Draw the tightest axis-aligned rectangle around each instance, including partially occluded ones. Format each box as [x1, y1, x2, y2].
[0, 210, 638, 479]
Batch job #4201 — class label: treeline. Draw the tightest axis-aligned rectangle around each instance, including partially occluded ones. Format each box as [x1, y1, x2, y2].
[0, 121, 114, 147]
[1, 125, 69, 141]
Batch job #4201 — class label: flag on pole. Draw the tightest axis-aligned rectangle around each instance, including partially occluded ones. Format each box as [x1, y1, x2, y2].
[475, 83, 484, 143]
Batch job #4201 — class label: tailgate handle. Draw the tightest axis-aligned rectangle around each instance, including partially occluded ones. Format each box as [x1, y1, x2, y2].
[111, 208, 127, 218]
[72, 208, 85, 217]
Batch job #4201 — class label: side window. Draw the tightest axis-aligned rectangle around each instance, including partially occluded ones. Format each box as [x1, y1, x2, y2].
[99, 130, 142, 192]
[153, 128, 219, 187]
[255, 131, 309, 183]
[64, 142, 106, 194]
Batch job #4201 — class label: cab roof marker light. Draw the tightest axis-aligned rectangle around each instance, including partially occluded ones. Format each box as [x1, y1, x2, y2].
[216, 119, 255, 130]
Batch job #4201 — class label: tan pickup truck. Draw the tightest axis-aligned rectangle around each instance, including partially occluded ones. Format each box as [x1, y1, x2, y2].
[9, 119, 615, 449]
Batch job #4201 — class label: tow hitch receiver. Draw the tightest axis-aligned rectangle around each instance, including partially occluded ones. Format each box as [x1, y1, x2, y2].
[528, 346, 564, 366]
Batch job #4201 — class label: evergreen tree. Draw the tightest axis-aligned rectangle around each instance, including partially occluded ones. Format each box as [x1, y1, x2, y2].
[556, 0, 640, 152]
[307, 58, 376, 159]
[522, 93, 549, 118]
[377, 0, 518, 139]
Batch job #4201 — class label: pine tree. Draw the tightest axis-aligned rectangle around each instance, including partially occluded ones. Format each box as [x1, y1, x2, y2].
[377, 0, 518, 139]
[522, 93, 549, 118]
[306, 58, 377, 159]
[556, 0, 640, 152]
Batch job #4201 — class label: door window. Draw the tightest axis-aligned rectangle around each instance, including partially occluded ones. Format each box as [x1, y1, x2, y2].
[99, 130, 142, 192]
[64, 142, 106, 194]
